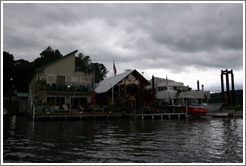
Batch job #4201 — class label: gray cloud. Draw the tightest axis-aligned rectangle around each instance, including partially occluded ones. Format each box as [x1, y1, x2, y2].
[2, 2, 244, 91]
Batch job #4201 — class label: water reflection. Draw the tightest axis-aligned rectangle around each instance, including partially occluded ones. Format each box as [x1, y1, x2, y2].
[3, 116, 243, 163]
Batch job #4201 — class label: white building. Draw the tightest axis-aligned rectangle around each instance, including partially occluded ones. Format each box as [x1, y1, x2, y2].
[147, 77, 210, 107]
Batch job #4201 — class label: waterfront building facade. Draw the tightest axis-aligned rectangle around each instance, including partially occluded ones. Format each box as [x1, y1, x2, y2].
[28, 50, 94, 113]
[95, 69, 151, 111]
[148, 77, 210, 107]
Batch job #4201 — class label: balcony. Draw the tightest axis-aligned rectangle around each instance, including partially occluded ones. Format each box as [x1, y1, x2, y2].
[35, 81, 92, 93]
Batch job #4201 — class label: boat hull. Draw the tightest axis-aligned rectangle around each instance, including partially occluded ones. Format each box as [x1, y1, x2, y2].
[183, 107, 207, 116]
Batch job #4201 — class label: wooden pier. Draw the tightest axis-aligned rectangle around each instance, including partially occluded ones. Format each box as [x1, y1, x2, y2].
[25, 112, 123, 120]
[25, 112, 188, 120]
[25, 111, 243, 120]
[206, 112, 228, 117]
[205, 110, 243, 117]
[124, 113, 187, 120]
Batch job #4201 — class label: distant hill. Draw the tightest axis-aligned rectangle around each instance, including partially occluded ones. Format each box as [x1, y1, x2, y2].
[209, 90, 243, 106]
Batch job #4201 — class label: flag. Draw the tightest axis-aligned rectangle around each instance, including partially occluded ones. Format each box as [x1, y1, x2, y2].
[113, 60, 117, 76]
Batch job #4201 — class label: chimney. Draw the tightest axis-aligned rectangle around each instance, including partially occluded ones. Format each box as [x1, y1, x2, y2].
[202, 85, 204, 91]
[152, 75, 155, 94]
[197, 80, 200, 91]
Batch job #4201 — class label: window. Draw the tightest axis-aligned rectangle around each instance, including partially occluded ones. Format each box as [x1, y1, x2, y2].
[71, 76, 89, 87]
[47, 75, 56, 84]
[57, 75, 65, 85]
[46, 97, 65, 107]
[47, 97, 56, 104]
[71, 76, 80, 83]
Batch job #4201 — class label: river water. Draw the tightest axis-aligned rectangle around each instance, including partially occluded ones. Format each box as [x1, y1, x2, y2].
[2, 116, 244, 163]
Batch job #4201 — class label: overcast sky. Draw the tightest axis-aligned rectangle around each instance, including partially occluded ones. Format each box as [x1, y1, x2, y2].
[2, 2, 244, 92]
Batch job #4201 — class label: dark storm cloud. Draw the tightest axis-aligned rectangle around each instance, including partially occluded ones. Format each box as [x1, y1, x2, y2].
[2, 2, 244, 90]
[137, 3, 243, 70]
[150, 4, 243, 52]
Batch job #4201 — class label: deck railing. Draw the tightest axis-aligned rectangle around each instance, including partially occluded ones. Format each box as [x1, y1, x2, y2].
[36, 83, 92, 93]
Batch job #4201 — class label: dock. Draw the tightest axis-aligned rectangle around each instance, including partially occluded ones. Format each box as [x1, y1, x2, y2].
[25, 112, 123, 120]
[124, 113, 187, 119]
[206, 103, 243, 117]
[24, 112, 188, 120]
[205, 109, 243, 117]
[24, 109, 242, 120]
[206, 112, 229, 117]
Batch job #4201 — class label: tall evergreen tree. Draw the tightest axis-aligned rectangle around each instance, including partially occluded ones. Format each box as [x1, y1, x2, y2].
[33, 46, 63, 68]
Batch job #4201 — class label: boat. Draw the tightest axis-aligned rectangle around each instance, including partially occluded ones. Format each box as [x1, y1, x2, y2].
[169, 104, 207, 116]
[178, 96, 208, 116]
[182, 106, 207, 116]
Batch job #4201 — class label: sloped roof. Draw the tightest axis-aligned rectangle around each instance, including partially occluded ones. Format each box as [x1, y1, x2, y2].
[178, 91, 205, 99]
[156, 90, 206, 99]
[146, 77, 184, 89]
[156, 90, 177, 99]
[35, 50, 78, 72]
[95, 69, 150, 94]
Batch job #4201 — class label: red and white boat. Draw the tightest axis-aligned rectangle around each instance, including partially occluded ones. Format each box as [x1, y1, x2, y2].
[182, 106, 207, 116]
[170, 104, 208, 116]
[179, 96, 208, 116]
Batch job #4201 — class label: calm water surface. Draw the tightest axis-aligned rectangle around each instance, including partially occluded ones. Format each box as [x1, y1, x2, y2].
[3, 116, 243, 163]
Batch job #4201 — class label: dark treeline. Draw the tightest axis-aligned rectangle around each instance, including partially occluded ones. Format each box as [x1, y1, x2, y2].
[209, 90, 243, 106]
[3, 46, 108, 96]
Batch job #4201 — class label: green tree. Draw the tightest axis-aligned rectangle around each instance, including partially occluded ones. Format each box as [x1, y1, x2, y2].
[90, 62, 108, 83]
[75, 52, 108, 83]
[3, 51, 35, 94]
[33, 46, 63, 68]
[3, 51, 15, 95]
[14, 59, 35, 92]
[75, 53, 92, 73]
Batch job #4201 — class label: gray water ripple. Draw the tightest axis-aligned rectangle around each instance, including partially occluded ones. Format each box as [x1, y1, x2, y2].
[3, 117, 243, 163]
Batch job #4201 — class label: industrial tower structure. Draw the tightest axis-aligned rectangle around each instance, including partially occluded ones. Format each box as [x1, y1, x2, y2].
[221, 69, 235, 106]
